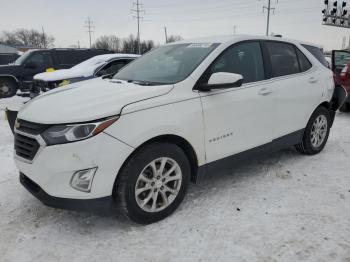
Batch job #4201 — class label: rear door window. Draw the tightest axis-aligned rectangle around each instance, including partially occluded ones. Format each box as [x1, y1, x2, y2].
[265, 42, 300, 77]
[301, 44, 328, 68]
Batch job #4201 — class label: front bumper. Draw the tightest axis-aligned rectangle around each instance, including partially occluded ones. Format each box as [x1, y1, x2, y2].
[15, 131, 134, 200]
[20, 172, 115, 214]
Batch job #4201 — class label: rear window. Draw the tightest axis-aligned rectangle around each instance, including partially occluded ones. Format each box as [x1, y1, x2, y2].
[301, 44, 328, 68]
[266, 42, 300, 77]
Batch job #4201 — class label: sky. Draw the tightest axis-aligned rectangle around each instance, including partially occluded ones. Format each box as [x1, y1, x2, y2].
[1, 0, 350, 51]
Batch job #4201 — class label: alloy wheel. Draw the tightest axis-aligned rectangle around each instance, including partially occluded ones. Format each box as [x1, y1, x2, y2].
[310, 115, 328, 148]
[135, 157, 182, 213]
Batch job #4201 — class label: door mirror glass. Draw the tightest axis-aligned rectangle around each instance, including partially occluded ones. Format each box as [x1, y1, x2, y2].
[199, 72, 243, 91]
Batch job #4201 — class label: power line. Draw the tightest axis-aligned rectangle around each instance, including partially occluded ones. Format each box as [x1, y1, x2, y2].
[84, 17, 94, 48]
[131, 0, 145, 54]
[262, 0, 278, 36]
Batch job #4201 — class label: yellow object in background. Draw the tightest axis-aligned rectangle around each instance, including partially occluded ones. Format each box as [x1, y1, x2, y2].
[46, 68, 55, 72]
[59, 80, 70, 87]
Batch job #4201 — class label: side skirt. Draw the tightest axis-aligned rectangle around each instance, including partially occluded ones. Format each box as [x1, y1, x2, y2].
[195, 129, 304, 182]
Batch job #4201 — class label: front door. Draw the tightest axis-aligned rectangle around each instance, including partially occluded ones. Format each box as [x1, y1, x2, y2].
[198, 41, 276, 164]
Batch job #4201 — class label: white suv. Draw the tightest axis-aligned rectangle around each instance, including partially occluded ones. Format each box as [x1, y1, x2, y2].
[15, 35, 337, 224]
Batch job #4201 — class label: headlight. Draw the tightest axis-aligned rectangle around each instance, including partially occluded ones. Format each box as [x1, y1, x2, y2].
[41, 116, 119, 145]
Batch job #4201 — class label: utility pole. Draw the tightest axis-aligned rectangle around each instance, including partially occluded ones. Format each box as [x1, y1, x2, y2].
[233, 25, 237, 35]
[41, 26, 47, 48]
[263, 0, 277, 36]
[164, 26, 168, 43]
[84, 17, 94, 48]
[131, 0, 145, 54]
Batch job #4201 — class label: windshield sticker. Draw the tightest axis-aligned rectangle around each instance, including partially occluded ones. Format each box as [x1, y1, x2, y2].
[187, 43, 213, 48]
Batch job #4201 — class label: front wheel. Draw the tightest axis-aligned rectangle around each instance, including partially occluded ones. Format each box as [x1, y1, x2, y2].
[0, 78, 17, 98]
[295, 107, 331, 155]
[115, 142, 191, 224]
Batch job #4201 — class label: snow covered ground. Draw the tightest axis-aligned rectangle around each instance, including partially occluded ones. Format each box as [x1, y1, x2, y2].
[0, 97, 349, 262]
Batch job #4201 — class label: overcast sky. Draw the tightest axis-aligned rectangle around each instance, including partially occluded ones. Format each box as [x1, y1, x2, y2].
[1, 0, 350, 50]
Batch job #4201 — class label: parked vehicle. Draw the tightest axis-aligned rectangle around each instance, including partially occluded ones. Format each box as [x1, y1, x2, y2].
[0, 53, 20, 65]
[332, 50, 350, 111]
[32, 54, 139, 96]
[0, 48, 112, 98]
[14, 35, 344, 224]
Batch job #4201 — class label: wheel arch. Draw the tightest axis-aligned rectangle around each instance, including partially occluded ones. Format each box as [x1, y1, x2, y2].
[113, 134, 200, 196]
[0, 74, 19, 83]
[317, 101, 335, 126]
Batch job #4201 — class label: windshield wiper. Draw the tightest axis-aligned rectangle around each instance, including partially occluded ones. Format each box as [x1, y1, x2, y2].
[127, 80, 166, 86]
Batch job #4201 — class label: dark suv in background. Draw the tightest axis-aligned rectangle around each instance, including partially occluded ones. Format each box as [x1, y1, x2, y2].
[0, 48, 112, 98]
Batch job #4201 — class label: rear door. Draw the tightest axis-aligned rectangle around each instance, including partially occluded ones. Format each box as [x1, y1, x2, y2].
[263, 41, 323, 138]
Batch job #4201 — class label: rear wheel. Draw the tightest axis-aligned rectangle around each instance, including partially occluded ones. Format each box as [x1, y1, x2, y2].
[295, 107, 331, 155]
[115, 142, 191, 224]
[0, 78, 17, 98]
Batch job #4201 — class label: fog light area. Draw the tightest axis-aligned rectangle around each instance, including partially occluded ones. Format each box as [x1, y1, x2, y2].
[70, 167, 97, 192]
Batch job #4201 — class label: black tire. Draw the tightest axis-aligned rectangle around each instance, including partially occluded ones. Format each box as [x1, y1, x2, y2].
[339, 103, 350, 112]
[0, 78, 18, 98]
[295, 106, 331, 155]
[115, 142, 191, 224]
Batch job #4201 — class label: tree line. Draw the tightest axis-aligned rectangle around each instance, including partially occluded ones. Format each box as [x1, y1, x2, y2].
[0, 28, 183, 54]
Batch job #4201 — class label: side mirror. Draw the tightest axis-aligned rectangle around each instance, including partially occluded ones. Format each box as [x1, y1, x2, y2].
[198, 72, 243, 91]
[24, 62, 37, 69]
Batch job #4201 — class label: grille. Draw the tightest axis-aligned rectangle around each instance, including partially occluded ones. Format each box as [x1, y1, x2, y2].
[14, 133, 40, 161]
[16, 119, 49, 135]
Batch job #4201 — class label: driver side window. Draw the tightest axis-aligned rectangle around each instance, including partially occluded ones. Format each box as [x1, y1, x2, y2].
[26, 53, 44, 66]
[208, 42, 265, 84]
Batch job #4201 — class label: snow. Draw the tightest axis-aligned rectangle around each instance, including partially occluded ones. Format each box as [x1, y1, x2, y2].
[0, 96, 350, 262]
[34, 54, 139, 82]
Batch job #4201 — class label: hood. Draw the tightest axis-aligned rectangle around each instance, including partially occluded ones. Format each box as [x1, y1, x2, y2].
[34, 68, 94, 82]
[18, 78, 173, 124]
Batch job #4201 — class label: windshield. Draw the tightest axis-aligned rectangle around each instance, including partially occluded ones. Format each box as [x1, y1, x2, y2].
[113, 43, 219, 85]
[14, 51, 33, 65]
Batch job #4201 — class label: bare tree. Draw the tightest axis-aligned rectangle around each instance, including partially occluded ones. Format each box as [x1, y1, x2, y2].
[121, 35, 156, 54]
[0, 29, 55, 48]
[167, 35, 183, 43]
[93, 35, 121, 52]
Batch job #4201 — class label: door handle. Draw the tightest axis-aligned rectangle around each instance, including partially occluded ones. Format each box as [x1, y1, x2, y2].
[309, 77, 318, 83]
[258, 87, 273, 96]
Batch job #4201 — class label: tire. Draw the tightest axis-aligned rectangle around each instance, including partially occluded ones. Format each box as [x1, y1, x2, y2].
[339, 103, 350, 112]
[295, 106, 331, 155]
[0, 78, 17, 98]
[115, 142, 191, 224]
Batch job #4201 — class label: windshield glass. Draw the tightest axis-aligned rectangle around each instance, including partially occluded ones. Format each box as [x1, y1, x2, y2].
[113, 43, 219, 85]
[14, 51, 33, 65]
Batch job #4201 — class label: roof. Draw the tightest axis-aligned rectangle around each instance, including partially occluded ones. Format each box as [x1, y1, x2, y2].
[171, 34, 323, 49]
[0, 44, 19, 54]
